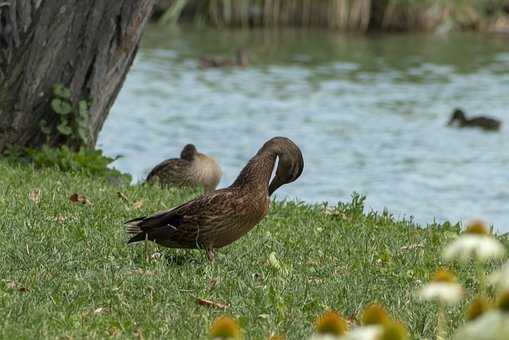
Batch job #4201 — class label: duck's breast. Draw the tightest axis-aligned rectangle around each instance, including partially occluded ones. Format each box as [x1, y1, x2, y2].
[205, 191, 270, 249]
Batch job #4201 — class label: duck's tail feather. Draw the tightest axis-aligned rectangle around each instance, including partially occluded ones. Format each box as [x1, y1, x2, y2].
[127, 232, 147, 244]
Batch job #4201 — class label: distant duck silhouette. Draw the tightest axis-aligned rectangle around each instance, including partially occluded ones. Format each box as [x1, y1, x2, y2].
[448, 109, 502, 131]
[146, 144, 222, 193]
[199, 49, 248, 69]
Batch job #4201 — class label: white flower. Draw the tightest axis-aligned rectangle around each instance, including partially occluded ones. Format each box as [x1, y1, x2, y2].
[340, 326, 382, 340]
[418, 282, 464, 305]
[452, 311, 509, 340]
[443, 234, 506, 263]
[489, 261, 509, 291]
[309, 335, 341, 340]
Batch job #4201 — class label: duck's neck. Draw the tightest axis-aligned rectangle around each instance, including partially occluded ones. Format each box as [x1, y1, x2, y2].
[230, 152, 277, 193]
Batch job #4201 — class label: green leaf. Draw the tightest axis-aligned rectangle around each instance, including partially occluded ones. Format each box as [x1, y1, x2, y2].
[78, 127, 88, 143]
[51, 98, 73, 115]
[53, 84, 71, 99]
[40, 120, 52, 135]
[57, 123, 73, 136]
[59, 115, 69, 125]
[78, 100, 89, 117]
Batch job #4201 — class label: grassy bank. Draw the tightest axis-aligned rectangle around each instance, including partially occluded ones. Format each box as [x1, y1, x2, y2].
[0, 160, 507, 339]
[155, 0, 509, 32]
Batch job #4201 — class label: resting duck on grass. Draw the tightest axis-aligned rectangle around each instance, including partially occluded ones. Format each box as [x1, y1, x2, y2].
[199, 49, 248, 69]
[128, 137, 304, 261]
[146, 144, 222, 193]
[448, 109, 502, 131]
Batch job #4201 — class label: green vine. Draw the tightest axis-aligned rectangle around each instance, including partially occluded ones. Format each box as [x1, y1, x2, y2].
[41, 84, 91, 146]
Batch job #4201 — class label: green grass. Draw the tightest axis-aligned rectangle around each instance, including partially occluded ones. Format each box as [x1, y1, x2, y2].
[0, 161, 507, 339]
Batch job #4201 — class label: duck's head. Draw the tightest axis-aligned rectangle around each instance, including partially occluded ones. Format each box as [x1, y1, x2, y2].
[180, 144, 197, 161]
[449, 109, 466, 125]
[260, 137, 304, 196]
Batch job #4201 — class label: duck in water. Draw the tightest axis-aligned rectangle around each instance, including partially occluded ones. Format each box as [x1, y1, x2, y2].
[146, 144, 222, 193]
[128, 137, 304, 261]
[448, 109, 502, 131]
[199, 49, 248, 69]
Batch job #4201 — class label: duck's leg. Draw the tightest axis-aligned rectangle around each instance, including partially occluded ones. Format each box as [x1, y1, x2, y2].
[144, 234, 149, 261]
[206, 248, 216, 262]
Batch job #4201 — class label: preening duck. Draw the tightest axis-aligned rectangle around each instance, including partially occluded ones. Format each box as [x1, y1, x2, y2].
[128, 137, 304, 261]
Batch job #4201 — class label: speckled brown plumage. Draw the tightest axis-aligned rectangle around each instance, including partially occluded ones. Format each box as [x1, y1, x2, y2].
[127, 137, 304, 261]
[146, 144, 222, 193]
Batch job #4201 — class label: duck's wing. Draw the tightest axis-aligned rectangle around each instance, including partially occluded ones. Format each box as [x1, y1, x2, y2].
[126, 189, 238, 246]
[470, 117, 501, 130]
[146, 158, 191, 183]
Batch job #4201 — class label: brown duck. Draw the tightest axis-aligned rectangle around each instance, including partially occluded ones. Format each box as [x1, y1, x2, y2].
[146, 144, 222, 193]
[448, 109, 502, 131]
[128, 137, 303, 261]
[199, 49, 248, 69]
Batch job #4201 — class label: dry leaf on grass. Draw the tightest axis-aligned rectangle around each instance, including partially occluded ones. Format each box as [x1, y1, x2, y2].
[28, 190, 41, 203]
[54, 214, 67, 224]
[196, 297, 229, 309]
[5, 280, 28, 293]
[400, 243, 424, 252]
[150, 252, 162, 260]
[207, 278, 219, 290]
[117, 191, 129, 202]
[133, 200, 144, 209]
[94, 307, 106, 315]
[69, 193, 92, 205]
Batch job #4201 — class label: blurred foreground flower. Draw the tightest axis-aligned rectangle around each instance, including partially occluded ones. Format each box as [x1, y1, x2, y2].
[418, 269, 464, 340]
[488, 261, 509, 292]
[443, 220, 505, 263]
[418, 269, 464, 305]
[453, 292, 509, 340]
[466, 296, 492, 321]
[361, 304, 390, 326]
[310, 310, 348, 340]
[341, 303, 407, 340]
[342, 321, 408, 340]
[209, 316, 242, 340]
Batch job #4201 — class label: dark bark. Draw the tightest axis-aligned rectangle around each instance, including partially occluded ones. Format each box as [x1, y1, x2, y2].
[0, 0, 155, 151]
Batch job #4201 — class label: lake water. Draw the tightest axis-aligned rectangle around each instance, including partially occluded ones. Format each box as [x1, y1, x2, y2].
[98, 25, 509, 232]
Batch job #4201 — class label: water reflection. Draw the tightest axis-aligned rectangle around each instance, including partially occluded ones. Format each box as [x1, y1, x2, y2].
[99, 25, 509, 232]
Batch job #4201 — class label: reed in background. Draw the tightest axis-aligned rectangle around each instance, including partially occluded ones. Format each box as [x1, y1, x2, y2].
[154, 0, 509, 32]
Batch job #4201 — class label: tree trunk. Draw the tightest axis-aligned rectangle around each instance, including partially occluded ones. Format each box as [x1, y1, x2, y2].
[0, 0, 156, 151]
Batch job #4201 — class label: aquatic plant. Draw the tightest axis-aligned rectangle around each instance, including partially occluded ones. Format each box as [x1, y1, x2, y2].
[157, 0, 509, 32]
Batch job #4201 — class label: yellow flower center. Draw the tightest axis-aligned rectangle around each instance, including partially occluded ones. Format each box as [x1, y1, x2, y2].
[209, 316, 241, 339]
[464, 220, 489, 235]
[378, 321, 409, 340]
[466, 297, 492, 321]
[362, 303, 390, 326]
[496, 290, 509, 312]
[432, 269, 457, 283]
[314, 310, 348, 336]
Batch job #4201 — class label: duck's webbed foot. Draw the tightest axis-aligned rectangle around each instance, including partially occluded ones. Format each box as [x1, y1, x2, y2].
[206, 248, 216, 262]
